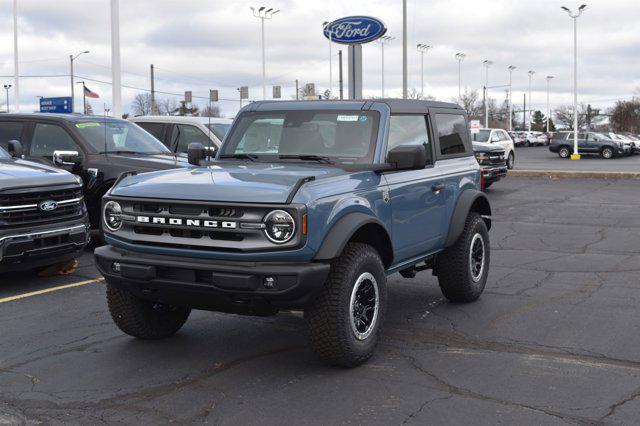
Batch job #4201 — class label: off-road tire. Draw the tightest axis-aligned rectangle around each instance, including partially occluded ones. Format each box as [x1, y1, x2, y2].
[507, 152, 515, 169]
[305, 243, 387, 367]
[558, 146, 570, 158]
[601, 147, 614, 159]
[437, 213, 489, 303]
[106, 282, 191, 339]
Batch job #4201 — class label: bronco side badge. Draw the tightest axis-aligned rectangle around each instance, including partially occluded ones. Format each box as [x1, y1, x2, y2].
[383, 189, 390, 204]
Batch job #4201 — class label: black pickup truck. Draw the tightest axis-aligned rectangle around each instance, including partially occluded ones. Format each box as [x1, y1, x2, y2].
[0, 143, 89, 273]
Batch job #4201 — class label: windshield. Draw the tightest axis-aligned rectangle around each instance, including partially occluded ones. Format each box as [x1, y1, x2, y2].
[205, 123, 232, 141]
[0, 146, 9, 159]
[74, 120, 171, 155]
[220, 110, 379, 164]
[472, 129, 491, 142]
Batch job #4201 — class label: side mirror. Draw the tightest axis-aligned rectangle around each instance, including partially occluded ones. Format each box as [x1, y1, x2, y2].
[387, 144, 426, 171]
[187, 142, 206, 166]
[7, 140, 22, 158]
[53, 150, 81, 166]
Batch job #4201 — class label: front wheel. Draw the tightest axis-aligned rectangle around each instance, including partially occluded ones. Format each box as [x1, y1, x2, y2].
[106, 283, 191, 339]
[436, 213, 490, 303]
[601, 147, 614, 159]
[558, 147, 570, 158]
[305, 243, 387, 367]
[506, 152, 515, 169]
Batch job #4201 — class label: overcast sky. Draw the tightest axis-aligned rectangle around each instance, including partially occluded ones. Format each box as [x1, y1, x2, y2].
[0, 0, 638, 117]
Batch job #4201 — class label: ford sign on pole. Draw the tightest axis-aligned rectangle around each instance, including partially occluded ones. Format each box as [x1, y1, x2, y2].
[323, 16, 387, 45]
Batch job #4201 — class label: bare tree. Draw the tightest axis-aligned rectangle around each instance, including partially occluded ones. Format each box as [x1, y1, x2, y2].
[406, 87, 435, 101]
[131, 93, 152, 116]
[200, 104, 221, 117]
[609, 97, 640, 133]
[157, 97, 179, 115]
[554, 104, 588, 130]
[455, 89, 482, 119]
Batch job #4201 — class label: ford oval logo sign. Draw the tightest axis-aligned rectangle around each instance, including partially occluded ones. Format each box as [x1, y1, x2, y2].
[324, 16, 387, 45]
[38, 200, 58, 212]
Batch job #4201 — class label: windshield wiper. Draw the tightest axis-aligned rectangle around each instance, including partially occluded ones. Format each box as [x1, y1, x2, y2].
[219, 153, 258, 162]
[278, 154, 334, 164]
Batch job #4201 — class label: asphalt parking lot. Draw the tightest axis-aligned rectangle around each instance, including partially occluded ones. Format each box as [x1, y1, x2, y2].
[2, 177, 640, 424]
[514, 145, 640, 172]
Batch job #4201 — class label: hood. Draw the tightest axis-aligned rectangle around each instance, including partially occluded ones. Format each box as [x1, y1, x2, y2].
[96, 153, 190, 172]
[472, 141, 503, 153]
[111, 161, 350, 203]
[0, 158, 79, 190]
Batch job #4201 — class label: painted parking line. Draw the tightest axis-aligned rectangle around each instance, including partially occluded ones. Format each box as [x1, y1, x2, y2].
[0, 277, 104, 304]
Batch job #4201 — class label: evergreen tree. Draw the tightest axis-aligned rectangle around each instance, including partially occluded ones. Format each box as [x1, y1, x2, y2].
[531, 110, 545, 131]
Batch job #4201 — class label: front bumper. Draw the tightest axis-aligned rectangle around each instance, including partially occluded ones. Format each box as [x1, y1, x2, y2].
[481, 165, 508, 182]
[95, 245, 331, 313]
[0, 222, 90, 272]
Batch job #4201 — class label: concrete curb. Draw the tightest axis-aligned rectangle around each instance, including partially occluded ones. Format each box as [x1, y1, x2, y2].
[509, 169, 640, 180]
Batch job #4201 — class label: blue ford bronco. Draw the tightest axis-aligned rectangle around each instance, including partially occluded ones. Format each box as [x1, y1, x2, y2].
[95, 99, 492, 367]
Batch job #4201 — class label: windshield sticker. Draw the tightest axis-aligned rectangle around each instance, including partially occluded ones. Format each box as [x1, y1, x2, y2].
[75, 122, 102, 128]
[359, 115, 368, 122]
[337, 115, 359, 122]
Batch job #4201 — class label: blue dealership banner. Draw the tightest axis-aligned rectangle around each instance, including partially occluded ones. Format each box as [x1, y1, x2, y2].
[40, 97, 73, 113]
[323, 16, 387, 44]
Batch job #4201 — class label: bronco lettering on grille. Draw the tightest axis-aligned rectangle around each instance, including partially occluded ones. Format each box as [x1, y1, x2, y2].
[136, 216, 237, 229]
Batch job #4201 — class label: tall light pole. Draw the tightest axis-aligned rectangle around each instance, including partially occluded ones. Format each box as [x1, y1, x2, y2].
[416, 44, 431, 98]
[3, 84, 11, 113]
[546, 75, 554, 132]
[527, 70, 535, 130]
[483, 60, 493, 127]
[508, 65, 516, 131]
[70, 50, 89, 114]
[402, 0, 408, 99]
[251, 6, 280, 100]
[110, 0, 121, 117]
[455, 53, 466, 100]
[378, 36, 394, 97]
[562, 4, 586, 160]
[323, 21, 333, 96]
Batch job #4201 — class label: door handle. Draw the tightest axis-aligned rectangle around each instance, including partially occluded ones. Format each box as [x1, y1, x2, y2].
[431, 184, 445, 193]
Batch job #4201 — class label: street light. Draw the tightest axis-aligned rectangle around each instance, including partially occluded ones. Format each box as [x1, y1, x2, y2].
[546, 75, 554, 132]
[455, 53, 466, 100]
[251, 6, 280, 100]
[3, 84, 11, 113]
[508, 65, 516, 131]
[482, 60, 493, 127]
[70, 50, 89, 113]
[323, 21, 333, 96]
[416, 44, 432, 98]
[527, 70, 535, 131]
[561, 3, 587, 160]
[378, 36, 394, 97]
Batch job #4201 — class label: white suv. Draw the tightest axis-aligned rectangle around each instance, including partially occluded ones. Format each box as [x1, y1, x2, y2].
[471, 128, 516, 169]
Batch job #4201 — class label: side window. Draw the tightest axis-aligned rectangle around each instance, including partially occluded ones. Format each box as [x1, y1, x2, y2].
[170, 124, 211, 153]
[500, 131, 510, 141]
[30, 123, 79, 158]
[435, 114, 468, 155]
[0, 121, 24, 151]
[137, 122, 165, 141]
[386, 115, 432, 165]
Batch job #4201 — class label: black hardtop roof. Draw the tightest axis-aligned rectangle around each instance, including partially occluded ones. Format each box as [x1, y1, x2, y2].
[0, 113, 126, 123]
[246, 99, 463, 114]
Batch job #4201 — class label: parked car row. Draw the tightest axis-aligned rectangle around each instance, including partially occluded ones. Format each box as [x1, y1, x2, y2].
[549, 131, 634, 159]
[508, 131, 549, 147]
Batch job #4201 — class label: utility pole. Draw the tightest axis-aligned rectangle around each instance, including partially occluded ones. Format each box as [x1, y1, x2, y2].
[12, 0, 19, 112]
[70, 51, 89, 114]
[295, 79, 299, 100]
[110, 0, 122, 117]
[4, 84, 11, 113]
[150, 64, 156, 115]
[523, 93, 526, 131]
[251, 6, 280, 100]
[508, 65, 516, 131]
[416, 44, 431, 98]
[378, 36, 394, 97]
[546, 75, 554, 132]
[323, 22, 333, 95]
[402, 0, 407, 99]
[338, 50, 344, 100]
[455, 53, 466, 100]
[527, 70, 535, 131]
[483, 60, 493, 127]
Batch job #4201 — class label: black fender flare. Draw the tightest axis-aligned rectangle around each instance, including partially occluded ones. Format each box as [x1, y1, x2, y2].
[314, 212, 391, 262]
[444, 189, 491, 247]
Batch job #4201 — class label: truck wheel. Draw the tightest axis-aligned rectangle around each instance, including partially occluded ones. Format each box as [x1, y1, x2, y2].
[601, 147, 614, 159]
[437, 213, 489, 303]
[305, 243, 387, 367]
[558, 147, 570, 158]
[106, 283, 191, 339]
[506, 152, 515, 169]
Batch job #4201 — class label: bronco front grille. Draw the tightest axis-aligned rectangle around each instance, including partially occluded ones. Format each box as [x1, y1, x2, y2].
[0, 187, 84, 229]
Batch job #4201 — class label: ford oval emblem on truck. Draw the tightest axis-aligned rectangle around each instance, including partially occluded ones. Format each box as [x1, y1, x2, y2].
[323, 16, 387, 45]
[38, 200, 58, 212]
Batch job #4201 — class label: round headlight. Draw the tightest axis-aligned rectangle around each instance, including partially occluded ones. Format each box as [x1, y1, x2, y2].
[263, 210, 295, 244]
[103, 201, 123, 232]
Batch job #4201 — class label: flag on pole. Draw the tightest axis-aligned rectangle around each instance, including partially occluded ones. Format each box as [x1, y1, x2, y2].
[84, 85, 100, 99]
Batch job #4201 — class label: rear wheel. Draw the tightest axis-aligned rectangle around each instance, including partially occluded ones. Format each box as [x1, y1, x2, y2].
[305, 243, 387, 367]
[437, 213, 489, 303]
[601, 147, 614, 159]
[106, 283, 191, 339]
[558, 146, 570, 158]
